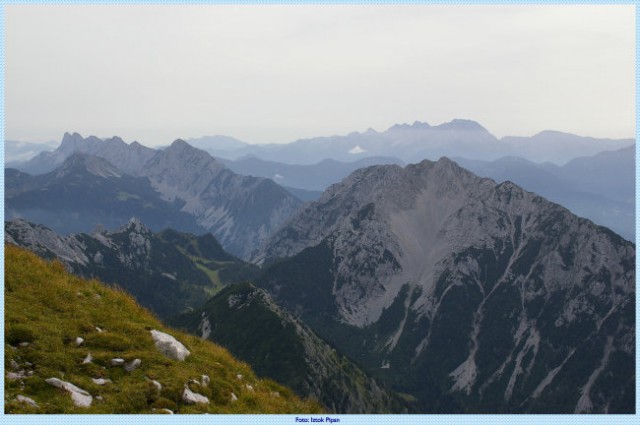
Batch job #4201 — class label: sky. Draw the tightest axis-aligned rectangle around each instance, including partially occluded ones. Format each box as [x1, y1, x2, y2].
[5, 4, 636, 147]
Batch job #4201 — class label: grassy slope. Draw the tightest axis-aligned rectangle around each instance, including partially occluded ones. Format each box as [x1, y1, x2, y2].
[4, 245, 322, 414]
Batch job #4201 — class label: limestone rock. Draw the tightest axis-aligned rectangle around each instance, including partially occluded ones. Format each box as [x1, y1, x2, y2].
[182, 386, 209, 404]
[15, 395, 38, 408]
[45, 377, 92, 407]
[150, 330, 190, 361]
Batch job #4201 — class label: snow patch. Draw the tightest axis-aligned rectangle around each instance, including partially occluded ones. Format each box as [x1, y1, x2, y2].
[348, 145, 366, 154]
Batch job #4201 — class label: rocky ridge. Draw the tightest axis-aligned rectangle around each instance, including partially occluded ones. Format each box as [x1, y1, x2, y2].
[5, 218, 259, 320]
[9, 134, 302, 259]
[171, 282, 410, 413]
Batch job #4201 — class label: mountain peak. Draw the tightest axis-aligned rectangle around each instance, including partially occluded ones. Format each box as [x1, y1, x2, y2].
[169, 138, 190, 149]
[388, 121, 431, 132]
[57, 153, 122, 179]
[117, 217, 151, 235]
[435, 119, 487, 132]
[157, 139, 225, 172]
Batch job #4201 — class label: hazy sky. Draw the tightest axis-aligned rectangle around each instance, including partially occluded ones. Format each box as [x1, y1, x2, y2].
[5, 4, 636, 146]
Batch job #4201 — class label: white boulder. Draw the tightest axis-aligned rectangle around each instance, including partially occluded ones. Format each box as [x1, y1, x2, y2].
[150, 330, 190, 361]
[15, 395, 39, 408]
[45, 377, 92, 407]
[182, 385, 209, 404]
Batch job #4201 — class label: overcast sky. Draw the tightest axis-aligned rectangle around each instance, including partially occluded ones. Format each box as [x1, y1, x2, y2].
[5, 4, 636, 146]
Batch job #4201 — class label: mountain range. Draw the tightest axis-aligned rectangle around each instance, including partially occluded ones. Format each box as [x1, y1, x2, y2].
[215, 146, 635, 241]
[6, 219, 409, 413]
[453, 145, 635, 242]
[4, 121, 635, 414]
[5, 218, 258, 320]
[6, 134, 302, 259]
[184, 120, 633, 165]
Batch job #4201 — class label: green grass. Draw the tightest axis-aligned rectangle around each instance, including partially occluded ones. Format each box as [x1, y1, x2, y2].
[4, 245, 323, 414]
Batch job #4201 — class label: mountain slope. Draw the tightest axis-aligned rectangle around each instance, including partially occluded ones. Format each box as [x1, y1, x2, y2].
[171, 282, 411, 413]
[4, 245, 322, 414]
[141, 140, 302, 259]
[220, 156, 405, 192]
[5, 218, 259, 320]
[255, 158, 635, 413]
[5, 153, 205, 236]
[453, 148, 635, 241]
[10, 134, 303, 259]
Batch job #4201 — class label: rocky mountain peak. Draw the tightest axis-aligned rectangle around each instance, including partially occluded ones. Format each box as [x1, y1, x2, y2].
[435, 119, 488, 132]
[387, 121, 431, 132]
[156, 139, 226, 173]
[59, 132, 101, 154]
[55, 153, 122, 179]
[117, 217, 151, 235]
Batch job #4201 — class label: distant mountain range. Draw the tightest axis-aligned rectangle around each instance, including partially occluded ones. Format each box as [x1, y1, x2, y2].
[254, 158, 635, 413]
[453, 145, 635, 242]
[184, 120, 633, 165]
[5, 153, 205, 236]
[217, 146, 634, 241]
[4, 139, 58, 164]
[6, 134, 302, 259]
[220, 156, 405, 192]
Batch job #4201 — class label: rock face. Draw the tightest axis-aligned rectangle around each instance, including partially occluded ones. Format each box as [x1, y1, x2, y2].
[140, 140, 302, 258]
[256, 158, 635, 413]
[150, 330, 190, 361]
